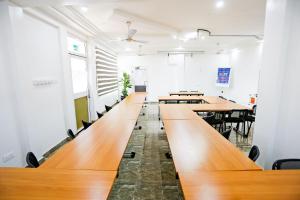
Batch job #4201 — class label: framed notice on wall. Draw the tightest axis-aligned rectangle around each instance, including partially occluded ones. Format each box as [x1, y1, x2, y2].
[216, 67, 231, 87]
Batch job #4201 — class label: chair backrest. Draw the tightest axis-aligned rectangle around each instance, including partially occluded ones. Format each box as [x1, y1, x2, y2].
[26, 152, 39, 168]
[229, 100, 236, 103]
[221, 129, 231, 140]
[218, 95, 224, 99]
[272, 159, 300, 170]
[105, 105, 112, 112]
[248, 145, 260, 161]
[203, 113, 216, 124]
[82, 120, 92, 130]
[97, 112, 103, 119]
[67, 129, 75, 139]
[253, 105, 257, 115]
[230, 109, 247, 118]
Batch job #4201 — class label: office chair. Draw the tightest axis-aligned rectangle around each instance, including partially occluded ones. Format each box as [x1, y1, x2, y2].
[97, 112, 103, 119]
[219, 96, 226, 100]
[82, 120, 92, 130]
[229, 100, 236, 103]
[203, 112, 224, 131]
[26, 152, 40, 168]
[245, 105, 256, 136]
[224, 109, 247, 136]
[248, 145, 260, 162]
[221, 128, 231, 140]
[67, 129, 75, 139]
[105, 105, 112, 112]
[272, 159, 300, 170]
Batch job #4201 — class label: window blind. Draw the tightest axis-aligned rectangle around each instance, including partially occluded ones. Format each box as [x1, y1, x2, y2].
[95, 47, 118, 96]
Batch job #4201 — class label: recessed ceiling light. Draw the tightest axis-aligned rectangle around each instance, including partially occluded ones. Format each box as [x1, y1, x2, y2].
[216, 1, 224, 8]
[80, 6, 88, 12]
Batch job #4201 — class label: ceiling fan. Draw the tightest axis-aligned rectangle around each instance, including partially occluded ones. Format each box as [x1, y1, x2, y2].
[121, 21, 148, 44]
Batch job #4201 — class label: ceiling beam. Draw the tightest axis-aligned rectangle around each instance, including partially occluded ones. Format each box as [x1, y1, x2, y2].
[112, 9, 180, 34]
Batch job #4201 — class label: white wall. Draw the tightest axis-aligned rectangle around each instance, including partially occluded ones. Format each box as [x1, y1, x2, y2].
[253, 0, 300, 169]
[0, 2, 25, 166]
[11, 7, 67, 160]
[222, 44, 263, 105]
[0, 3, 88, 166]
[118, 46, 262, 105]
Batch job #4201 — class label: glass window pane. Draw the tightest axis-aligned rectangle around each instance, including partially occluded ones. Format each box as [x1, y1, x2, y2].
[70, 57, 88, 94]
[67, 37, 86, 56]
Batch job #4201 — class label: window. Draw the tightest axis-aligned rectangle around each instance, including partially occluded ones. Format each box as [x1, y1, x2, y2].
[95, 47, 118, 96]
[70, 57, 88, 94]
[67, 37, 86, 56]
[68, 36, 88, 95]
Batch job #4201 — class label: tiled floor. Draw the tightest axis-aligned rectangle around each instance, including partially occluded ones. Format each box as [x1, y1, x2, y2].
[108, 103, 254, 200]
[108, 103, 183, 200]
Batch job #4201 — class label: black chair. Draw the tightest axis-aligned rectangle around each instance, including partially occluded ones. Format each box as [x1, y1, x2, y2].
[67, 129, 75, 139]
[221, 128, 231, 140]
[105, 105, 112, 112]
[97, 112, 103, 119]
[224, 109, 247, 136]
[82, 120, 92, 130]
[245, 105, 256, 136]
[203, 112, 224, 131]
[229, 100, 236, 103]
[272, 159, 300, 170]
[248, 145, 260, 162]
[219, 96, 227, 100]
[26, 152, 39, 168]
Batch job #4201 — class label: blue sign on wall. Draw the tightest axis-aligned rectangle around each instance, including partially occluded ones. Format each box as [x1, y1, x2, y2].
[216, 67, 231, 87]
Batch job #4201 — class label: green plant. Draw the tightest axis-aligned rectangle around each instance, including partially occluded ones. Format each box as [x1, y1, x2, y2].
[121, 72, 132, 97]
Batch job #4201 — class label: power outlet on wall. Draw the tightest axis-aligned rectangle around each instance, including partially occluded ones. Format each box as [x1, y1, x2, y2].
[2, 151, 15, 163]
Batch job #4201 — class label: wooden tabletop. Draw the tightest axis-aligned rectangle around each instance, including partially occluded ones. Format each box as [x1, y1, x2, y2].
[111, 102, 143, 120]
[41, 93, 146, 170]
[0, 168, 116, 200]
[159, 104, 198, 120]
[169, 91, 204, 96]
[163, 119, 261, 172]
[179, 170, 300, 200]
[188, 103, 250, 112]
[123, 92, 147, 104]
[158, 96, 203, 101]
[199, 96, 230, 104]
[41, 115, 136, 170]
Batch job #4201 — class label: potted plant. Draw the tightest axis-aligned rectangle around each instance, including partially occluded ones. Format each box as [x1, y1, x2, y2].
[121, 72, 132, 100]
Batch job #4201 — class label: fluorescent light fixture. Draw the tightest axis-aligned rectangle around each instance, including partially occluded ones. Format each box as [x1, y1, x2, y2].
[216, 1, 224, 8]
[80, 6, 88, 12]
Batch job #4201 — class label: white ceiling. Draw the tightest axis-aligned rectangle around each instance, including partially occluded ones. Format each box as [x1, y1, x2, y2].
[12, 0, 267, 55]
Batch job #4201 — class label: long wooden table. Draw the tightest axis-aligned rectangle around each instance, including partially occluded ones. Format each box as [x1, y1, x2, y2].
[163, 119, 261, 172]
[158, 96, 203, 103]
[41, 92, 146, 170]
[188, 103, 250, 112]
[158, 96, 231, 104]
[159, 104, 199, 120]
[179, 170, 300, 200]
[169, 91, 204, 96]
[0, 168, 116, 200]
